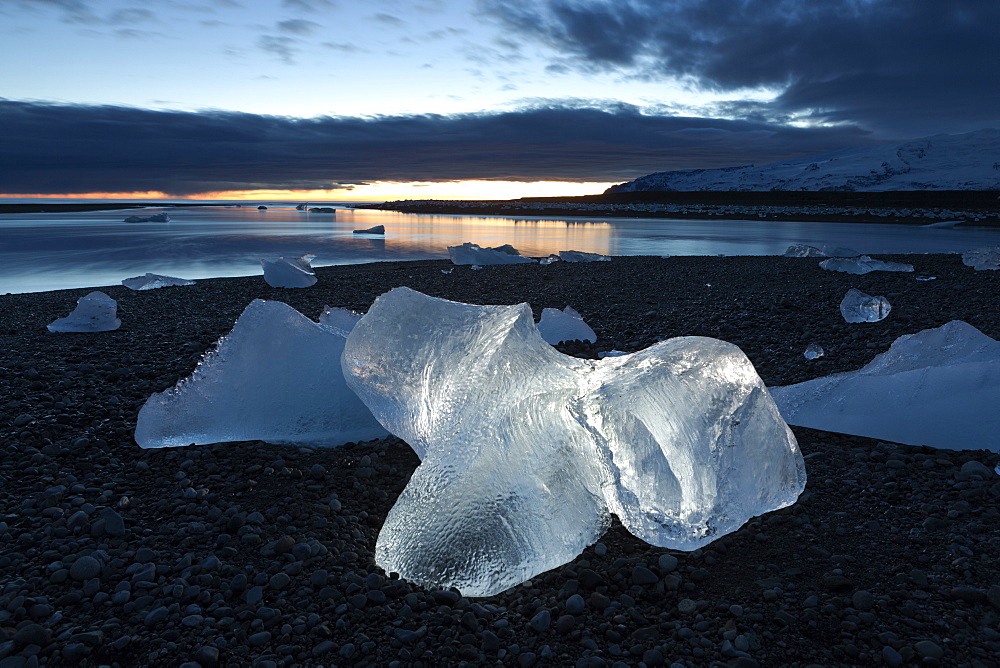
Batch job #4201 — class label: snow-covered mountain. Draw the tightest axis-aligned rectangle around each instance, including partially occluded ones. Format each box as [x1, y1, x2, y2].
[606, 129, 1000, 193]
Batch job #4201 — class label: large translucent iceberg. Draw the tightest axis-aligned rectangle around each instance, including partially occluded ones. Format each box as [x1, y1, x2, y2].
[122, 273, 196, 290]
[47, 291, 121, 333]
[962, 246, 1000, 270]
[560, 250, 610, 262]
[135, 299, 387, 449]
[342, 288, 805, 596]
[447, 242, 536, 265]
[261, 254, 317, 288]
[771, 321, 1000, 452]
[536, 306, 597, 344]
[840, 288, 890, 323]
[819, 256, 914, 274]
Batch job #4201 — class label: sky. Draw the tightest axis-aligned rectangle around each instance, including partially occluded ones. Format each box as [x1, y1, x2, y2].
[1, 0, 997, 201]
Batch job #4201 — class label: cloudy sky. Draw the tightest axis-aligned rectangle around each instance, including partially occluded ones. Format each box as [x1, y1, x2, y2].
[1, 0, 997, 200]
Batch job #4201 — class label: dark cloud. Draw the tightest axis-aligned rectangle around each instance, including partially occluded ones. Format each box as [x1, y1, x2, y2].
[277, 18, 320, 35]
[0, 99, 878, 196]
[282, 0, 335, 11]
[257, 34, 298, 64]
[482, 0, 1000, 136]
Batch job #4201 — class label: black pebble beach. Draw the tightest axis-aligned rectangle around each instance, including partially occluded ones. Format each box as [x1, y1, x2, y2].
[1, 254, 998, 667]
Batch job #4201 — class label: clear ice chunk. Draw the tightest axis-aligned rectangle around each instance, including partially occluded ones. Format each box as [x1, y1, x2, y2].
[784, 244, 860, 258]
[318, 306, 362, 333]
[840, 288, 890, 323]
[771, 321, 1000, 452]
[539, 255, 560, 265]
[447, 242, 537, 265]
[124, 212, 170, 223]
[47, 291, 121, 332]
[804, 344, 825, 360]
[962, 246, 1000, 270]
[122, 273, 196, 290]
[135, 299, 387, 449]
[260, 254, 318, 288]
[560, 250, 611, 262]
[536, 306, 597, 344]
[353, 225, 384, 235]
[819, 256, 914, 274]
[342, 288, 805, 596]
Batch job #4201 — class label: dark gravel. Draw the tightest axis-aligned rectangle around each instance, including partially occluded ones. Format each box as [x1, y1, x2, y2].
[1, 255, 999, 667]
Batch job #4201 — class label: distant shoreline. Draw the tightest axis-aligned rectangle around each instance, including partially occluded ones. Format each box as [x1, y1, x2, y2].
[0, 202, 227, 215]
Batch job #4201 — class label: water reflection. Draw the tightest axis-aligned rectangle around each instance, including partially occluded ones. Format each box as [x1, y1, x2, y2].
[4, 204, 1000, 294]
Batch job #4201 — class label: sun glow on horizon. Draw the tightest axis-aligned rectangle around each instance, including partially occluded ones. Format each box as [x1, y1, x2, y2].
[1, 181, 616, 203]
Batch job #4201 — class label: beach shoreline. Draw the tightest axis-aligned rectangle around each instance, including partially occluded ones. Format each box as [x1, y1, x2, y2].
[1, 255, 998, 666]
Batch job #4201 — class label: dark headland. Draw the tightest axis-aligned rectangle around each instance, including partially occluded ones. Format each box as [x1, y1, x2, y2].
[357, 190, 1000, 226]
[1, 255, 998, 666]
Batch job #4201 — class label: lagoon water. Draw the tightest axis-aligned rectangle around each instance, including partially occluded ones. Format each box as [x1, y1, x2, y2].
[4, 203, 1000, 294]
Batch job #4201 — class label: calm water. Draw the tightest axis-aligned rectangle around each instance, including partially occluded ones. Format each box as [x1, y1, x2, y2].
[4, 203, 1000, 294]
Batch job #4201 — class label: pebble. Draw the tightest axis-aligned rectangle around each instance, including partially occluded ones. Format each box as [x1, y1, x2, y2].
[69, 555, 101, 581]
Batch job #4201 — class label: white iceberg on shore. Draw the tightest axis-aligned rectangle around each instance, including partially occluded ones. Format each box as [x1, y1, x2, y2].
[840, 289, 890, 323]
[135, 299, 387, 449]
[447, 242, 536, 265]
[819, 255, 914, 275]
[342, 288, 805, 596]
[962, 246, 1000, 270]
[536, 306, 597, 344]
[771, 320, 1000, 452]
[47, 291, 121, 333]
[560, 250, 610, 262]
[784, 244, 860, 258]
[122, 273, 196, 290]
[261, 254, 317, 288]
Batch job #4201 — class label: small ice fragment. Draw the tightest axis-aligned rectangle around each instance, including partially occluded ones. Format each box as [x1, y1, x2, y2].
[783, 244, 826, 257]
[962, 246, 1000, 270]
[318, 306, 363, 333]
[122, 273, 195, 290]
[840, 289, 891, 323]
[804, 344, 825, 360]
[447, 242, 536, 265]
[124, 213, 170, 223]
[441, 268, 453, 274]
[923, 220, 963, 228]
[261, 254, 317, 288]
[295, 203, 309, 210]
[536, 306, 597, 344]
[258, 205, 267, 210]
[540, 255, 560, 265]
[560, 250, 611, 262]
[470, 265, 482, 270]
[353, 225, 384, 234]
[309, 207, 336, 213]
[915, 275, 936, 281]
[819, 256, 914, 275]
[47, 291, 121, 332]
[135, 299, 386, 449]
[598, 350, 629, 358]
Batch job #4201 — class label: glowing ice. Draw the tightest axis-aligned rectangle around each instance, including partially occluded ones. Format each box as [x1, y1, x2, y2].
[536, 306, 597, 344]
[962, 246, 1000, 270]
[819, 256, 913, 274]
[122, 273, 195, 290]
[47, 291, 121, 333]
[261, 254, 317, 288]
[353, 225, 384, 235]
[804, 344, 825, 360]
[135, 299, 386, 448]
[447, 242, 536, 265]
[840, 289, 890, 323]
[560, 250, 610, 262]
[772, 321, 1000, 452]
[342, 288, 805, 596]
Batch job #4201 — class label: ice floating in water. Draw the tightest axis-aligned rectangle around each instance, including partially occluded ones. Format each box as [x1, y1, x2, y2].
[804, 344, 825, 360]
[447, 242, 536, 265]
[342, 287, 805, 596]
[47, 291, 121, 333]
[122, 273, 195, 290]
[784, 244, 860, 258]
[819, 256, 914, 275]
[962, 246, 1000, 270]
[560, 250, 611, 263]
[261, 254, 317, 288]
[353, 225, 384, 235]
[135, 299, 386, 449]
[536, 306, 597, 344]
[771, 321, 1000, 452]
[309, 207, 336, 213]
[840, 289, 890, 323]
[124, 213, 170, 223]
[319, 306, 362, 333]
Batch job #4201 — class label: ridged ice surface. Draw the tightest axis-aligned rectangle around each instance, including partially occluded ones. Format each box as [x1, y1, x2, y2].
[122, 273, 195, 290]
[342, 288, 805, 596]
[47, 291, 121, 332]
[135, 299, 386, 449]
[771, 321, 1000, 452]
[260, 254, 317, 288]
[840, 288, 891, 323]
[819, 256, 913, 275]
